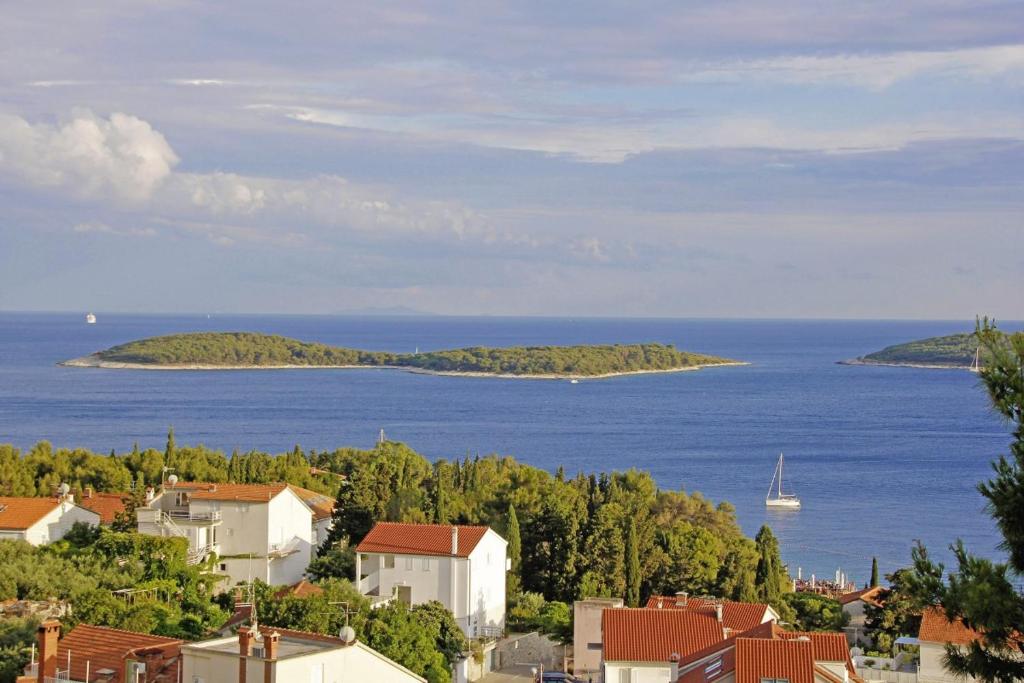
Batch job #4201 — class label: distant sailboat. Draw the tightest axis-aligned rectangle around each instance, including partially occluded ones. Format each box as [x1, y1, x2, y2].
[969, 347, 982, 374]
[766, 453, 800, 509]
[85, 313, 97, 324]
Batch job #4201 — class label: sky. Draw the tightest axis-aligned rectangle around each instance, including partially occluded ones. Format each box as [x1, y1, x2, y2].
[0, 1, 1022, 318]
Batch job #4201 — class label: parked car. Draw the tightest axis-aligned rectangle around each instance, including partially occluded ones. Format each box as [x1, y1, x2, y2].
[536, 673, 582, 683]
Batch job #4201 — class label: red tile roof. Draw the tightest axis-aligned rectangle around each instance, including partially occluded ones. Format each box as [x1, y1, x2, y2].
[167, 483, 334, 519]
[356, 522, 492, 558]
[646, 596, 774, 632]
[0, 497, 64, 530]
[58, 624, 182, 683]
[918, 607, 982, 646]
[274, 579, 324, 599]
[603, 608, 727, 662]
[77, 492, 128, 525]
[836, 587, 884, 607]
[735, 638, 816, 683]
[777, 631, 850, 663]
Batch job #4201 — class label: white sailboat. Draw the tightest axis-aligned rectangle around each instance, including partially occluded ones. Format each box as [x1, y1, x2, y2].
[766, 453, 800, 509]
[85, 313, 97, 324]
[968, 347, 981, 374]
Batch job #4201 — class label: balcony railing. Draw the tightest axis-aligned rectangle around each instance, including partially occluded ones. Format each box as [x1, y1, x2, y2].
[166, 509, 222, 523]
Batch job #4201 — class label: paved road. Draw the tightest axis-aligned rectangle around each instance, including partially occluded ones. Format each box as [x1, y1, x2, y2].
[477, 664, 538, 682]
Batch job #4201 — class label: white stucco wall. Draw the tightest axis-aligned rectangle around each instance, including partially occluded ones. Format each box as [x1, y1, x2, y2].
[467, 530, 507, 636]
[23, 502, 100, 545]
[361, 552, 457, 608]
[919, 642, 979, 683]
[605, 662, 673, 683]
[182, 640, 425, 683]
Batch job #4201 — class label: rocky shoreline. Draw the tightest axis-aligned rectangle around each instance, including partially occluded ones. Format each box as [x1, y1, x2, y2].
[59, 354, 749, 380]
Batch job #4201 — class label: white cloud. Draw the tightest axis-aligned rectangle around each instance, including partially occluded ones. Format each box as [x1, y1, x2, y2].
[683, 44, 1024, 89]
[0, 110, 178, 202]
[72, 220, 156, 237]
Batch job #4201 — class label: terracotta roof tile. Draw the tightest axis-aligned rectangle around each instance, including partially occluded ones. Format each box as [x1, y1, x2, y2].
[168, 483, 334, 519]
[735, 638, 816, 683]
[274, 579, 324, 599]
[77, 492, 128, 525]
[777, 631, 850, 663]
[0, 497, 63, 531]
[288, 486, 335, 521]
[646, 596, 774, 632]
[837, 587, 885, 607]
[58, 623, 182, 683]
[356, 522, 492, 558]
[918, 607, 982, 646]
[603, 608, 727, 662]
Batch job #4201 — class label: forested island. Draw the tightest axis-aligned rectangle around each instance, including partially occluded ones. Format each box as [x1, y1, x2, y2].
[841, 332, 986, 369]
[60, 331, 743, 378]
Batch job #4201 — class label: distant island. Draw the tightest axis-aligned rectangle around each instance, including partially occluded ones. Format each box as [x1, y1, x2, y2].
[60, 332, 745, 379]
[840, 332, 985, 369]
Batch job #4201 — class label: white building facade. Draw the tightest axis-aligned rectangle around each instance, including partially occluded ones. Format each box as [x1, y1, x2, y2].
[0, 496, 100, 545]
[136, 483, 329, 585]
[356, 522, 508, 638]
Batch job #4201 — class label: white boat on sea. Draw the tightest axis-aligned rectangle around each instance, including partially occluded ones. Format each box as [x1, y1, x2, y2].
[969, 347, 981, 373]
[765, 453, 800, 509]
[85, 313, 97, 324]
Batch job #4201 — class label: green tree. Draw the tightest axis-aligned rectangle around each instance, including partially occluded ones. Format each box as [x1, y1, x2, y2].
[864, 569, 923, 653]
[625, 517, 641, 606]
[164, 427, 176, 466]
[871, 557, 879, 588]
[784, 592, 849, 632]
[506, 504, 522, 596]
[905, 323, 1024, 683]
[754, 525, 788, 613]
[362, 601, 451, 683]
[410, 601, 468, 666]
[578, 503, 626, 598]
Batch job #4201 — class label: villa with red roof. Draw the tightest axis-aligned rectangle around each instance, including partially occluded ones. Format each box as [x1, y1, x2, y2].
[917, 607, 985, 683]
[135, 482, 335, 586]
[0, 495, 100, 546]
[672, 622, 860, 683]
[836, 586, 884, 645]
[355, 522, 508, 638]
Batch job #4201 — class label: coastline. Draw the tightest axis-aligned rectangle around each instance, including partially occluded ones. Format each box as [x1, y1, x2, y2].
[838, 358, 973, 371]
[59, 355, 749, 379]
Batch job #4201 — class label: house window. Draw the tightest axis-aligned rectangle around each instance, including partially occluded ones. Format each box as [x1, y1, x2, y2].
[422, 558, 431, 571]
[220, 563, 227, 571]
[705, 656, 723, 680]
[587, 643, 602, 650]
[761, 679, 789, 683]
[618, 669, 632, 683]
[406, 557, 414, 570]
[384, 555, 395, 569]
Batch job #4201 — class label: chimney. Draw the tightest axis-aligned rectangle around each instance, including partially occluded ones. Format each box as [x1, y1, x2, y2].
[145, 487, 155, 503]
[675, 591, 688, 608]
[656, 598, 664, 609]
[238, 626, 253, 683]
[450, 526, 458, 555]
[715, 602, 724, 623]
[84, 486, 94, 500]
[669, 653, 681, 682]
[37, 620, 60, 683]
[262, 630, 280, 683]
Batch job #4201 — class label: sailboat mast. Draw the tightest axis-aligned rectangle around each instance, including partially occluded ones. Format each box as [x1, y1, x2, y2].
[778, 453, 784, 496]
[766, 457, 779, 500]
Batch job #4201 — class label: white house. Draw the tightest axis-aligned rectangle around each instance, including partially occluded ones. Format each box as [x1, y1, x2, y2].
[182, 625, 425, 683]
[837, 587, 884, 646]
[136, 482, 334, 585]
[0, 496, 100, 545]
[917, 607, 982, 683]
[355, 522, 508, 638]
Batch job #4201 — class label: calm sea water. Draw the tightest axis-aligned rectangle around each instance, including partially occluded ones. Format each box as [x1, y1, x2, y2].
[0, 312, 1017, 584]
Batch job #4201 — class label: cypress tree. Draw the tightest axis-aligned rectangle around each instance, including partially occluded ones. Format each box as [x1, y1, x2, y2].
[433, 465, 449, 524]
[870, 556, 879, 587]
[625, 517, 641, 606]
[755, 525, 784, 607]
[164, 427, 176, 466]
[506, 504, 522, 597]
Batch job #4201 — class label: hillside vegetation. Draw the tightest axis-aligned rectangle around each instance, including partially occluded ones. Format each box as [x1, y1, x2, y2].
[89, 332, 737, 376]
[859, 332, 984, 366]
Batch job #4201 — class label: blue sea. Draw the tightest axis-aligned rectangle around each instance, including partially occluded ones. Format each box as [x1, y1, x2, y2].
[0, 312, 1016, 585]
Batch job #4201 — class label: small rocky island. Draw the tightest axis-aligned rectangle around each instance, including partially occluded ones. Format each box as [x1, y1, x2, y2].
[61, 332, 745, 379]
[840, 332, 984, 369]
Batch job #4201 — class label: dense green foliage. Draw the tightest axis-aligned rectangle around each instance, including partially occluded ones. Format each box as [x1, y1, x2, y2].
[0, 527, 227, 681]
[88, 332, 736, 376]
[905, 324, 1024, 682]
[239, 580, 463, 683]
[859, 332, 994, 366]
[783, 592, 848, 632]
[863, 569, 922, 653]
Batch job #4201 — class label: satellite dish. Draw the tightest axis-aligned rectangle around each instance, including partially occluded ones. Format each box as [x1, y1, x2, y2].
[57, 483, 70, 496]
[167, 474, 179, 486]
[339, 626, 356, 644]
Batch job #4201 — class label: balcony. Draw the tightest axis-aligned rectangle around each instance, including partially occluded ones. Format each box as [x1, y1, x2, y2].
[166, 509, 222, 524]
